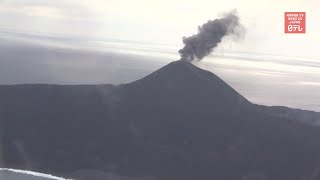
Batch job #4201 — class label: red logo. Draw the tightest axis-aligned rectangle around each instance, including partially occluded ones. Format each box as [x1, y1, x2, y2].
[285, 12, 306, 33]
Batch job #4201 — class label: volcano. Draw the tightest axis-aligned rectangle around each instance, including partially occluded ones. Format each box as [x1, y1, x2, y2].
[1, 60, 320, 180]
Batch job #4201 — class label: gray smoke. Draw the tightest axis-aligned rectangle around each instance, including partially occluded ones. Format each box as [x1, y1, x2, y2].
[179, 10, 245, 62]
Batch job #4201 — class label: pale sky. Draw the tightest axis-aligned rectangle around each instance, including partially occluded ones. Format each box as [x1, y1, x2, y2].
[0, 0, 320, 58]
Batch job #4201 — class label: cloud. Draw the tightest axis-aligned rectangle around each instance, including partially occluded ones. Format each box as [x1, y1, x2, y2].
[297, 81, 320, 87]
[0, 0, 100, 21]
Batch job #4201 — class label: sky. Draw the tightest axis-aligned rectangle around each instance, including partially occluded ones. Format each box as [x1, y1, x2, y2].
[1, 0, 320, 57]
[0, 0, 320, 111]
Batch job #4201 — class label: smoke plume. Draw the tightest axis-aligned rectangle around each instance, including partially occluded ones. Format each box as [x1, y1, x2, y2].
[179, 10, 245, 62]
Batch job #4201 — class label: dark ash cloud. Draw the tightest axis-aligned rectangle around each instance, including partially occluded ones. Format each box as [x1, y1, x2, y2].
[179, 10, 245, 62]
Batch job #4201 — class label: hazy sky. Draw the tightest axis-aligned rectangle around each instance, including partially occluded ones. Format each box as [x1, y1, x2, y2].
[1, 0, 320, 58]
[0, 0, 320, 111]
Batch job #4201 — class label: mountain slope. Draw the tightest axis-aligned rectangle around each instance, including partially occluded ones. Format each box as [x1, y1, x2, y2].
[1, 60, 320, 180]
[120, 60, 250, 112]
